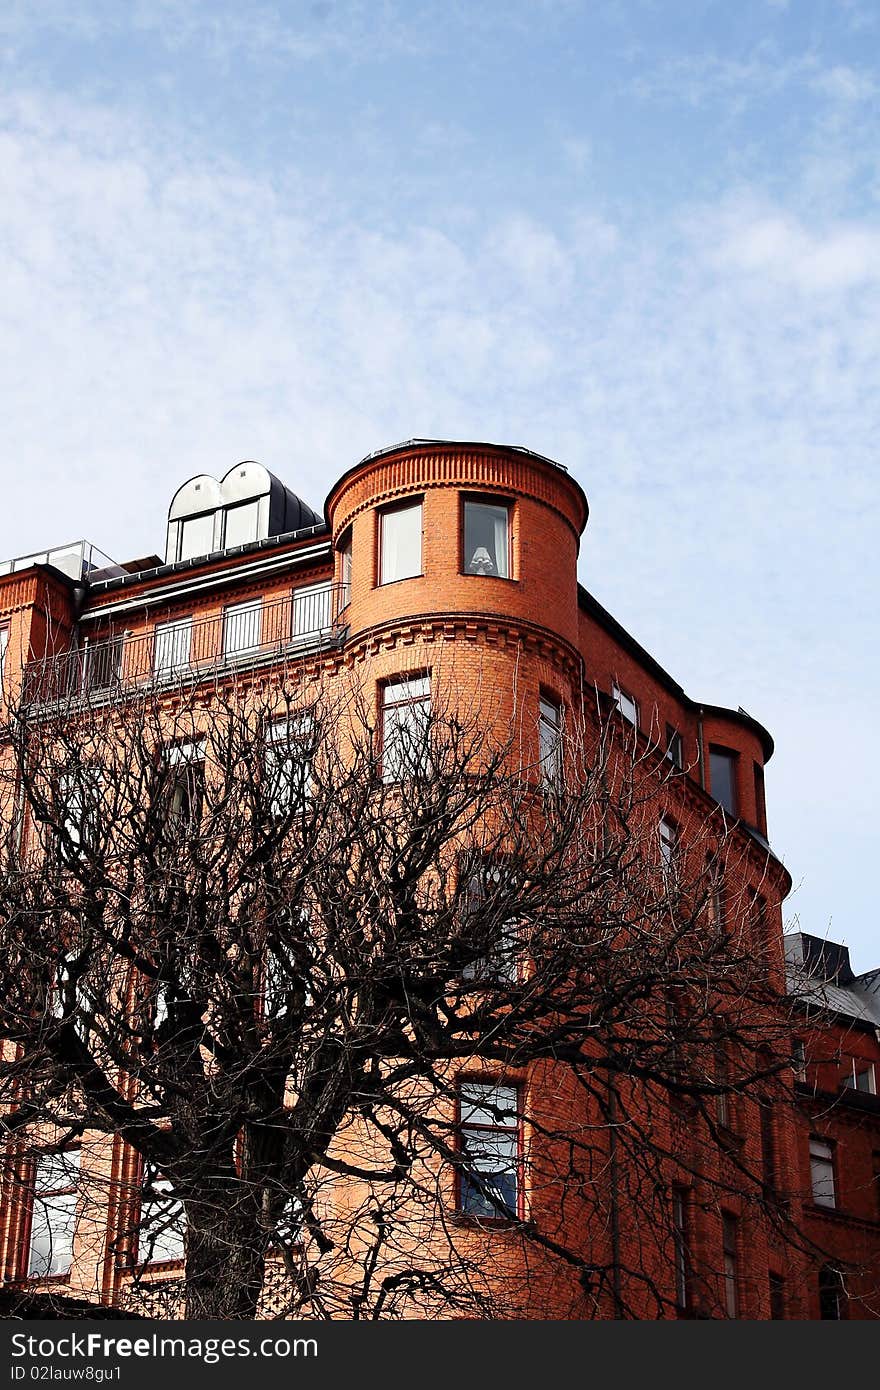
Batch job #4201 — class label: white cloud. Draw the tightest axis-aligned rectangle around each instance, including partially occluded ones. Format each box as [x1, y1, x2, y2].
[488, 215, 575, 298]
[708, 206, 880, 290]
[811, 63, 876, 101]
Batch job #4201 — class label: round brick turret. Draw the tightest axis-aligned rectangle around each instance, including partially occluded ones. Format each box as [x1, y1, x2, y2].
[325, 440, 589, 656]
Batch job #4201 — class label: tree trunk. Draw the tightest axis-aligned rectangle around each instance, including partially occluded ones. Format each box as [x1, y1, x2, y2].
[183, 1201, 267, 1320]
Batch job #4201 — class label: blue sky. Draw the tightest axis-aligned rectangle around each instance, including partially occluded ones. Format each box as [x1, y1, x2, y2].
[1, 0, 877, 965]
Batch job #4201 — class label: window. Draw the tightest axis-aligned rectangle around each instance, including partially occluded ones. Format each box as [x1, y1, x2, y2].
[378, 500, 422, 584]
[769, 1273, 786, 1320]
[163, 739, 205, 827]
[760, 1105, 777, 1193]
[845, 1060, 877, 1095]
[659, 817, 678, 873]
[339, 529, 353, 595]
[272, 1194, 304, 1248]
[671, 1187, 690, 1312]
[753, 762, 767, 834]
[27, 1152, 80, 1278]
[138, 1163, 185, 1266]
[460, 860, 519, 984]
[538, 695, 563, 785]
[818, 1265, 847, 1320]
[51, 947, 94, 1043]
[152, 982, 169, 1031]
[721, 1213, 738, 1318]
[178, 513, 215, 561]
[711, 881, 725, 928]
[380, 676, 431, 782]
[82, 633, 124, 693]
[0, 625, 8, 695]
[462, 498, 510, 578]
[154, 617, 192, 676]
[264, 909, 312, 1020]
[872, 1152, 880, 1221]
[810, 1136, 836, 1208]
[707, 859, 725, 928]
[292, 583, 333, 639]
[709, 746, 738, 817]
[715, 1041, 732, 1130]
[223, 599, 262, 657]
[457, 1082, 520, 1220]
[752, 892, 768, 940]
[60, 765, 102, 853]
[264, 716, 313, 817]
[263, 943, 295, 1020]
[611, 682, 638, 728]
[223, 500, 260, 550]
[792, 1038, 807, 1083]
[665, 725, 683, 769]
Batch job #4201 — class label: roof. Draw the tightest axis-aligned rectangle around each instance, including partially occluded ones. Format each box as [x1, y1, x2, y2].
[785, 932, 880, 1028]
[577, 585, 776, 761]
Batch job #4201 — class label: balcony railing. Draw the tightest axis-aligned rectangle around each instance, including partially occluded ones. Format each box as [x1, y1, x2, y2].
[0, 539, 124, 583]
[22, 584, 350, 709]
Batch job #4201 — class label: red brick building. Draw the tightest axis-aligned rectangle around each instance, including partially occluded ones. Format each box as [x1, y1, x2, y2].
[0, 440, 877, 1318]
[786, 932, 880, 1318]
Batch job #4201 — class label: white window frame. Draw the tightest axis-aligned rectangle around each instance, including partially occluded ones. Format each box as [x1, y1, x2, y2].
[0, 625, 9, 697]
[847, 1059, 877, 1095]
[378, 500, 422, 585]
[538, 695, 563, 786]
[659, 817, 677, 871]
[264, 716, 313, 817]
[60, 765, 103, 853]
[222, 500, 261, 551]
[139, 1163, 186, 1267]
[339, 530, 353, 595]
[177, 512, 216, 562]
[223, 599, 263, 657]
[462, 498, 511, 578]
[458, 1082, 521, 1220]
[810, 1136, 836, 1208]
[460, 860, 520, 984]
[381, 675, 431, 782]
[291, 582, 333, 640]
[162, 738, 205, 826]
[27, 1151, 80, 1279]
[154, 617, 193, 677]
[666, 726, 683, 768]
[612, 682, 638, 728]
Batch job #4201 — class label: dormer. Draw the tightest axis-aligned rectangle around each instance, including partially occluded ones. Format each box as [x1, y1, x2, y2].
[165, 462, 322, 564]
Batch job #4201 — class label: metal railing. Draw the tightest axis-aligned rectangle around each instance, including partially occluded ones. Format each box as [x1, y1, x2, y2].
[0, 540, 124, 582]
[21, 584, 350, 708]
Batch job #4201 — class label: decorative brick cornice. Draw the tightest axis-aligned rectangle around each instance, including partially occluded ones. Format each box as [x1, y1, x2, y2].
[328, 443, 588, 545]
[335, 610, 586, 685]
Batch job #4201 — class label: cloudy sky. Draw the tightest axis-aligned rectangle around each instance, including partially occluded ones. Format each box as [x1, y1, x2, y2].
[1, 0, 877, 964]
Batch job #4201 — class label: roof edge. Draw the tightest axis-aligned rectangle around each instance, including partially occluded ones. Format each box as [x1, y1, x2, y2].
[577, 584, 775, 761]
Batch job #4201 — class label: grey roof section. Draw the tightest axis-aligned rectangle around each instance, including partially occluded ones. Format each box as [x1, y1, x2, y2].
[785, 932, 880, 1028]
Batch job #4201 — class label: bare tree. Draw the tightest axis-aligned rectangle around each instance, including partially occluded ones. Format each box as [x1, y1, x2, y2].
[0, 652, 812, 1319]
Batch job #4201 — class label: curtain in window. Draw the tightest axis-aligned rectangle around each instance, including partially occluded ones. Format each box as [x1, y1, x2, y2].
[491, 507, 508, 577]
[381, 504, 421, 583]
